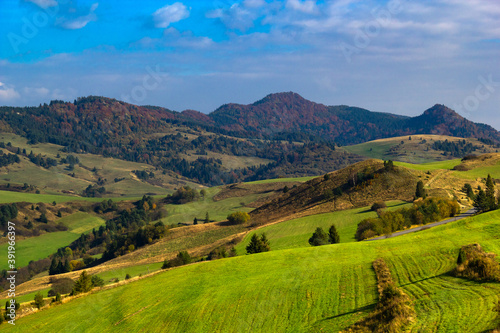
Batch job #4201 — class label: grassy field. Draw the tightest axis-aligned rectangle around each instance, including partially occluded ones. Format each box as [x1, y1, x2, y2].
[234, 201, 410, 254]
[0, 213, 104, 270]
[96, 262, 164, 284]
[394, 159, 462, 171]
[343, 135, 498, 164]
[9, 208, 500, 332]
[161, 187, 265, 225]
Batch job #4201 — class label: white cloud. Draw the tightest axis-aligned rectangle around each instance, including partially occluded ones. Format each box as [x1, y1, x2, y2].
[286, 0, 319, 14]
[57, 3, 98, 30]
[153, 3, 190, 28]
[0, 82, 20, 102]
[25, 0, 57, 9]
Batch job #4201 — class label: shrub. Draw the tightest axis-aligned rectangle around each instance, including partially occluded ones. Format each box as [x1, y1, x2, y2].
[48, 277, 74, 297]
[452, 243, 500, 282]
[91, 275, 105, 287]
[71, 271, 93, 295]
[227, 211, 250, 225]
[125, 274, 131, 280]
[371, 201, 386, 211]
[162, 251, 192, 268]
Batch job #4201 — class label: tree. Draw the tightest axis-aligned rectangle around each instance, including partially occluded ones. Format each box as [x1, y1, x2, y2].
[204, 212, 210, 224]
[227, 211, 250, 225]
[309, 227, 329, 246]
[474, 189, 489, 212]
[384, 160, 394, 172]
[72, 271, 92, 295]
[246, 233, 271, 254]
[415, 181, 426, 199]
[34, 292, 45, 309]
[193, 217, 198, 225]
[371, 201, 386, 211]
[39, 212, 48, 223]
[463, 183, 475, 200]
[49, 257, 58, 275]
[91, 275, 104, 287]
[485, 174, 497, 211]
[283, 185, 289, 193]
[328, 224, 340, 244]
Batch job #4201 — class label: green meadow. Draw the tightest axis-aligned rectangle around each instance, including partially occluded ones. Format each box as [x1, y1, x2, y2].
[235, 200, 410, 254]
[0, 213, 104, 270]
[9, 209, 500, 332]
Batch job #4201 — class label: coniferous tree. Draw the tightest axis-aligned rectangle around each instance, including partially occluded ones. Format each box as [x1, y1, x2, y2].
[34, 292, 44, 309]
[246, 233, 271, 254]
[204, 212, 210, 224]
[193, 217, 198, 225]
[474, 189, 489, 212]
[415, 181, 426, 199]
[328, 224, 340, 244]
[486, 174, 497, 211]
[309, 227, 329, 246]
[49, 257, 57, 275]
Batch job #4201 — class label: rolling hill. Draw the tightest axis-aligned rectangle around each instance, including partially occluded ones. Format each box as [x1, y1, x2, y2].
[7, 209, 500, 332]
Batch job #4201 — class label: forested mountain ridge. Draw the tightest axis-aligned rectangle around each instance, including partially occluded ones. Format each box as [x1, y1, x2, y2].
[0, 93, 498, 187]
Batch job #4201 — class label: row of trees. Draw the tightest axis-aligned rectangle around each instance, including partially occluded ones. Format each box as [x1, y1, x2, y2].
[356, 197, 460, 240]
[309, 225, 340, 246]
[473, 174, 498, 212]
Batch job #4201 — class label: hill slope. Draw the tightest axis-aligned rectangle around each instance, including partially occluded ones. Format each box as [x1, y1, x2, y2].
[9, 210, 500, 332]
[250, 159, 417, 224]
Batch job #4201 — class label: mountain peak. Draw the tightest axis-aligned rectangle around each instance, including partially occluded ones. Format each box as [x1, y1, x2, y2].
[252, 92, 314, 107]
[422, 104, 462, 119]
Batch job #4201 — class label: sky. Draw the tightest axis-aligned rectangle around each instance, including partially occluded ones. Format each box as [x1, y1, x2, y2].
[0, 0, 499, 128]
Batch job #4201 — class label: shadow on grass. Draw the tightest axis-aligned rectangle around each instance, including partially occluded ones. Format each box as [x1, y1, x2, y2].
[320, 303, 376, 322]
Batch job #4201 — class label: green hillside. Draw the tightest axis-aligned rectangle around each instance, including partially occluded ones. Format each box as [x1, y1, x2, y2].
[0, 213, 104, 270]
[8, 209, 500, 332]
[235, 200, 410, 253]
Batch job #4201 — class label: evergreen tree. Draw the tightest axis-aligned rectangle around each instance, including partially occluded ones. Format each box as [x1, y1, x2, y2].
[39, 212, 48, 223]
[246, 233, 271, 254]
[49, 257, 57, 275]
[204, 212, 210, 224]
[328, 224, 340, 244]
[64, 259, 71, 273]
[34, 292, 45, 309]
[309, 227, 329, 246]
[474, 189, 489, 212]
[415, 181, 426, 199]
[486, 174, 497, 211]
[72, 271, 92, 295]
[463, 183, 475, 200]
[193, 217, 198, 225]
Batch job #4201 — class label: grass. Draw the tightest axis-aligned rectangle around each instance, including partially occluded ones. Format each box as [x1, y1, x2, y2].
[0, 213, 104, 271]
[11, 209, 500, 332]
[234, 201, 411, 254]
[394, 159, 462, 171]
[161, 187, 266, 225]
[343, 135, 498, 164]
[96, 262, 164, 284]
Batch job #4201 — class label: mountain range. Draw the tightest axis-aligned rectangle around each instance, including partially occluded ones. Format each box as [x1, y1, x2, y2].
[0, 92, 498, 187]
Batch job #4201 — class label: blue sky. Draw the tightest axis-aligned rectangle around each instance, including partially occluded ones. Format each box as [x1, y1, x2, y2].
[0, 0, 499, 128]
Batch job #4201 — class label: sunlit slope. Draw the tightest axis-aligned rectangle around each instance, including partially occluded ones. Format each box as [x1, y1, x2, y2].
[8, 210, 500, 332]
